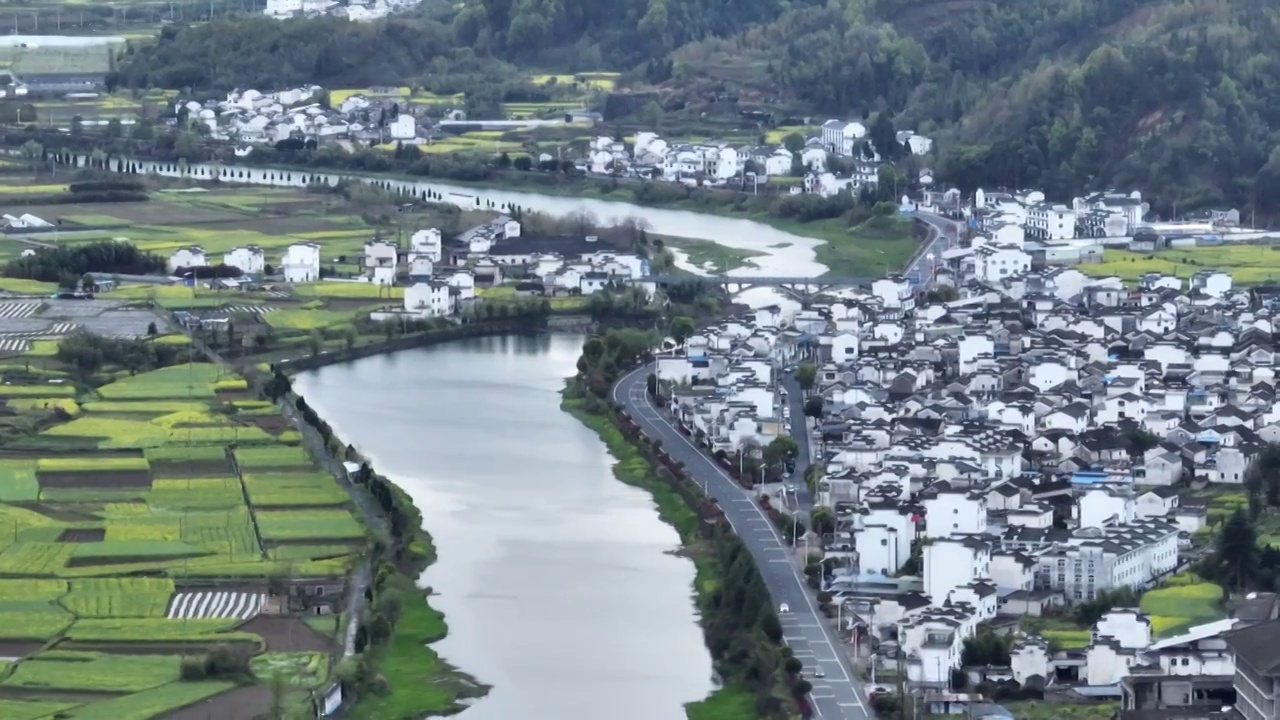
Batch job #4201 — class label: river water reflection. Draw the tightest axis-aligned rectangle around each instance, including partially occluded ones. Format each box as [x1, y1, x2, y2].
[294, 334, 715, 720]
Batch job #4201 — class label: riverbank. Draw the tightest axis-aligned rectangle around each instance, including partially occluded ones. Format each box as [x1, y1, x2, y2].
[282, 374, 492, 717]
[561, 393, 765, 720]
[562, 323, 802, 720]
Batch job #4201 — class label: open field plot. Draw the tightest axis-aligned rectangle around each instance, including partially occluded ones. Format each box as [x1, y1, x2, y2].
[0, 699, 81, 720]
[148, 477, 243, 509]
[54, 680, 238, 720]
[166, 589, 265, 620]
[95, 364, 231, 400]
[0, 459, 37, 502]
[1140, 577, 1225, 637]
[0, 579, 66, 601]
[3, 653, 180, 692]
[235, 444, 313, 469]
[0, 602, 73, 640]
[243, 472, 349, 507]
[1082, 244, 1280, 284]
[61, 578, 175, 618]
[251, 651, 328, 688]
[63, 617, 255, 644]
[257, 509, 363, 542]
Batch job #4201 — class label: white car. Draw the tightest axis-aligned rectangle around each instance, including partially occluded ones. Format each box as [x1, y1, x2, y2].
[813, 668, 826, 678]
[779, 603, 790, 613]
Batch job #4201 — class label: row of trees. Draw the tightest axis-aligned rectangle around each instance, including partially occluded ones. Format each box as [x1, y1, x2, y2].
[55, 330, 189, 376]
[5, 240, 164, 286]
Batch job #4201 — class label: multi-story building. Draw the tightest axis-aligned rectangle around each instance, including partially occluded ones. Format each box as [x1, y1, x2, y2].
[1034, 519, 1179, 600]
[1227, 619, 1280, 720]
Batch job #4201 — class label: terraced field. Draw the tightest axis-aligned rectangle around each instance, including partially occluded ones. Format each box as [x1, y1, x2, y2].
[0, 353, 362, 718]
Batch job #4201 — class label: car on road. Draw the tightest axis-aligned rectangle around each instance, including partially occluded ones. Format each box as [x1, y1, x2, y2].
[779, 603, 790, 613]
[813, 668, 826, 678]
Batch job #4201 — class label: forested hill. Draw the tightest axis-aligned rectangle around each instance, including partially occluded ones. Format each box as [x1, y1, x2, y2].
[112, 0, 1280, 219]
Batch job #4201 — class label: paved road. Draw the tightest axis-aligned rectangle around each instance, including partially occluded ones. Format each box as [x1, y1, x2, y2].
[906, 210, 964, 285]
[614, 367, 869, 720]
[779, 373, 816, 517]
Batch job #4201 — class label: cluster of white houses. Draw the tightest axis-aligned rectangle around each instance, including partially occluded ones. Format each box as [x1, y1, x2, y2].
[167, 216, 650, 319]
[650, 212, 1280, 717]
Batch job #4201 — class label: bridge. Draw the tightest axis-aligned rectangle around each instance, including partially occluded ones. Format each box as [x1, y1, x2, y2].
[636, 275, 877, 298]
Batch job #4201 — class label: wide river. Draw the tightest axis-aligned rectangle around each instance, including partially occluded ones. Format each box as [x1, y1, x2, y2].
[294, 334, 716, 720]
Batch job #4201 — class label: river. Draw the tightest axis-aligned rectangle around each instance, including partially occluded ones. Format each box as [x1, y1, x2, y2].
[293, 334, 716, 720]
[69, 153, 830, 305]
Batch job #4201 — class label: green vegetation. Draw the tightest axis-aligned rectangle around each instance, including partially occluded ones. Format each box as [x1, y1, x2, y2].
[61, 578, 175, 618]
[0, 326, 379, 718]
[4, 654, 181, 692]
[57, 681, 238, 720]
[1083, 245, 1280, 285]
[661, 236, 763, 274]
[347, 586, 463, 720]
[1004, 702, 1119, 720]
[257, 509, 364, 541]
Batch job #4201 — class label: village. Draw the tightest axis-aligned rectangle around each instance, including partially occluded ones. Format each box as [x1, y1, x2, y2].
[641, 185, 1280, 720]
[159, 85, 931, 197]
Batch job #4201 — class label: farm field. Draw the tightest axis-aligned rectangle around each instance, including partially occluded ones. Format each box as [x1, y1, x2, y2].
[1082, 244, 1280, 285]
[0, 333, 363, 717]
[1139, 574, 1226, 637]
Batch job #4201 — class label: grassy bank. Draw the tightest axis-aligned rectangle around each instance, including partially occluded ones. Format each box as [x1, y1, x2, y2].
[561, 393, 765, 720]
[348, 566, 488, 718]
[658, 234, 766, 274]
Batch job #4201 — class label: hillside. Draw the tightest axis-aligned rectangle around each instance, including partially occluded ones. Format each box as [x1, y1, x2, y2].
[668, 0, 1280, 218]
[111, 0, 1280, 219]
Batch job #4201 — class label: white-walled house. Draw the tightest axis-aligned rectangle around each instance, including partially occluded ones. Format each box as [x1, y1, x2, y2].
[169, 246, 207, 272]
[363, 239, 398, 285]
[410, 228, 443, 262]
[281, 243, 321, 282]
[924, 537, 991, 603]
[404, 281, 452, 317]
[821, 120, 868, 157]
[223, 246, 265, 275]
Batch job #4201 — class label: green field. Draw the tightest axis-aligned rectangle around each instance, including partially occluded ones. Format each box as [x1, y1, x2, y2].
[1082, 244, 1280, 284]
[1140, 577, 1225, 637]
[0, 330, 366, 717]
[4, 654, 181, 692]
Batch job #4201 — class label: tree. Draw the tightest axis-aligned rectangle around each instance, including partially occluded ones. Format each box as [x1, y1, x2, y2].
[20, 140, 42, 173]
[669, 315, 695, 346]
[307, 330, 323, 357]
[764, 435, 800, 471]
[1214, 508, 1260, 591]
[795, 363, 817, 391]
[810, 506, 836, 536]
[803, 395, 824, 420]
[513, 155, 533, 171]
[175, 130, 202, 161]
[146, 322, 158, 337]
[1246, 442, 1280, 513]
[641, 100, 664, 128]
[782, 131, 805, 154]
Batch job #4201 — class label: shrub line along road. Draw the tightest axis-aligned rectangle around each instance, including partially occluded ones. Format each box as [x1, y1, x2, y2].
[612, 367, 870, 720]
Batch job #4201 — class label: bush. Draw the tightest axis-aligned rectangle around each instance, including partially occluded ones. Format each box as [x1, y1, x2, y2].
[179, 656, 207, 681]
[201, 643, 254, 680]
